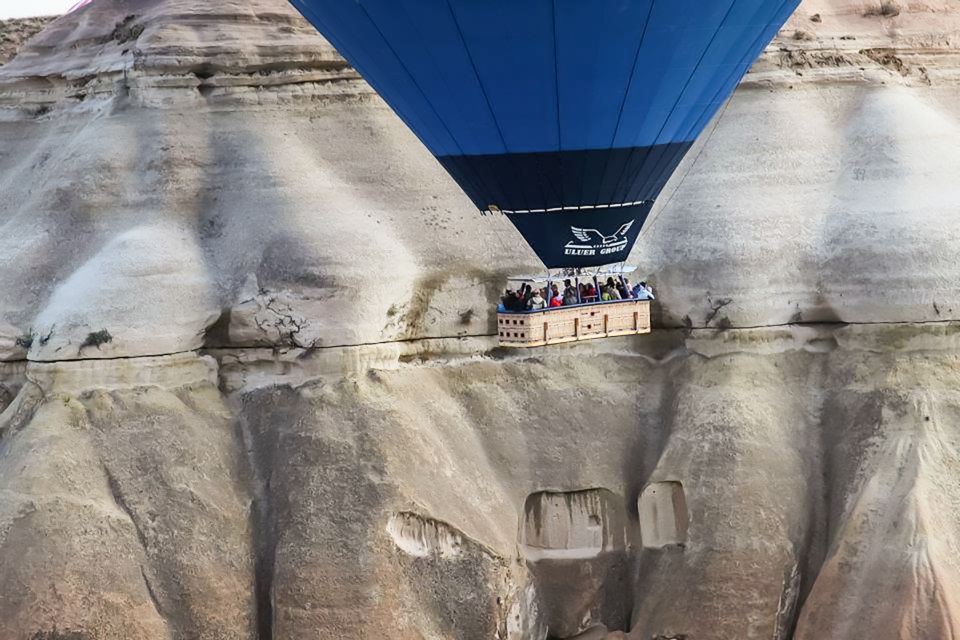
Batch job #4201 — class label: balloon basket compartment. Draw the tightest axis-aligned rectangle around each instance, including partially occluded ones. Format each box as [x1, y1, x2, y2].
[497, 300, 651, 348]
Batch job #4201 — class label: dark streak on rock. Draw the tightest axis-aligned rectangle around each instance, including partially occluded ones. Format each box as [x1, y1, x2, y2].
[705, 296, 733, 327]
[103, 465, 150, 556]
[79, 329, 113, 352]
[139, 565, 165, 624]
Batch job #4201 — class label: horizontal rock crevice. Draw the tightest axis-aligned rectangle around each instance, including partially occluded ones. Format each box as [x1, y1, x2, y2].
[3, 317, 960, 366]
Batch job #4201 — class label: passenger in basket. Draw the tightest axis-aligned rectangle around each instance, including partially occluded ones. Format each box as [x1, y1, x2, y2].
[617, 278, 630, 299]
[603, 283, 621, 301]
[521, 283, 534, 306]
[606, 277, 620, 295]
[500, 289, 515, 311]
[563, 279, 579, 306]
[512, 289, 525, 310]
[633, 281, 655, 300]
[584, 283, 597, 301]
[527, 287, 546, 310]
[550, 284, 563, 307]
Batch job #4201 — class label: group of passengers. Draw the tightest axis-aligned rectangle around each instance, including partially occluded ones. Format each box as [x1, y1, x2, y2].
[500, 277, 655, 312]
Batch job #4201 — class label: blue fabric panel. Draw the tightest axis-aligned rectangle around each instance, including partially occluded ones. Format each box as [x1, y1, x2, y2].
[586, 1, 728, 203]
[553, 0, 655, 151]
[360, 0, 507, 156]
[611, 0, 801, 202]
[289, 0, 456, 155]
[293, 0, 800, 156]
[610, 9, 704, 147]
[447, 0, 560, 153]
[290, 0, 802, 265]
[553, 0, 656, 207]
[506, 203, 654, 268]
[654, 0, 775, 142]
[612, 0, 735, 149]
[627, 0, 800, 202]
[677, 0, 800, 144]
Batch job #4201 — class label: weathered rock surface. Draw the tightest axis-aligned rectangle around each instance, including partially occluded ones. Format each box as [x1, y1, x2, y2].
[0, 354, 255, 639]
[0, 17, 55, 66]
[3, 0, 960, 638]
[28, 224, 218, 361]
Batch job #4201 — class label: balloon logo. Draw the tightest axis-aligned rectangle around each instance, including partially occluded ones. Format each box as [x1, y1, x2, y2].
[290, 0, 800, 268]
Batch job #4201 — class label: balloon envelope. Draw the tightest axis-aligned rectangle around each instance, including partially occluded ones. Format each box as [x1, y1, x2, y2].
[290, 0, 800, 267]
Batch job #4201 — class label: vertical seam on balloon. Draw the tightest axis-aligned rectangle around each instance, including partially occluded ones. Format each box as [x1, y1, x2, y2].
[520, 0, 568, 212]
[353, 2, 498, 208]
[440, 0, 529, 210]
[611, 7, 730, 203]
[637, 0, 798, 202]
[354, 2, 465, 155]
[441, 0, 509, 154]
[634, 0, 800, 243]
[388, 0, 507, 210]
[517, 1, 567, 211]
[634, 96, 732, 244]
[441, 0, 561, 212]
[551, 0, 565, 207]
[293, 1, 451, 155]
[512, 0, 564, 215]
[591, 0, 657, 207]
[609, 0, 739, 204]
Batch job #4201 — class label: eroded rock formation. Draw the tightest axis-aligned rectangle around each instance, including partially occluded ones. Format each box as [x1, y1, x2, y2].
[3, 0, 960, 638]
[0, 17, 55, 66]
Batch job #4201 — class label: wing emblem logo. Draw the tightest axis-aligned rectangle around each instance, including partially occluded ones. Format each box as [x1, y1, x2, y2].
[564, 220, 635, 257]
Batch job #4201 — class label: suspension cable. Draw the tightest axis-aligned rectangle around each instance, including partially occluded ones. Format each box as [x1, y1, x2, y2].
[635, 93, 734, 243]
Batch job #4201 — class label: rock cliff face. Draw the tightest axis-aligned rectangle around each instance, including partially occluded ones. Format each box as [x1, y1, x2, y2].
[2, 1, 960, 639]
[0, 17, 55, 66]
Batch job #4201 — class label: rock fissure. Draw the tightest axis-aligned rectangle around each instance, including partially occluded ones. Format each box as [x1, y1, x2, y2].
[103, 465, 151, 560]
[5, 2, 960, 638]
[2, 317, 960, 367]
[138, 565, 167, 629]
[704, 296, 734, 326]
[251, 508, 276, 640]
[233, 397, 277, 640]
[102, 463, 180, 634]
[10, 348, 199, 366]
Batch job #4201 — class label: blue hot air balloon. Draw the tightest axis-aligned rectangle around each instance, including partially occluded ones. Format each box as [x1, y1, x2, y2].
[289, 0, 800, 268]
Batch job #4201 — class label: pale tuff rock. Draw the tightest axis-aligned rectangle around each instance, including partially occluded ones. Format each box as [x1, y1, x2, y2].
[0, 17, 54, 66]
[0, 359, 255, 639]
[521, 489, 627, 561]
[2, 0, 960, 341]
[3, 1, 960, 639]
[386, 511, 464, 559]
[0, 361, 26, 415]
[7, 0, 960, 350]
[227, 285, 323, 349]
[638, 482, 689, 549]
[0, 322, 29, 362]
[794, 385, 960, 639]
[26, 352, 217, 395]
[521, 489, 633, 637]
[636, 81, 960, 329]
[753, 0, 960, 86]
[28, 225, 218, 361]
[626, 353, 819, 640]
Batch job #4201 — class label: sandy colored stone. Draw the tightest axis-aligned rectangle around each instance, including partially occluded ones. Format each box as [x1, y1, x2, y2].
[0, 17, 54, 66]
[0, 355, 256, 639]
[28, 224, 219, 361]
[3, 0, 960, 639]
